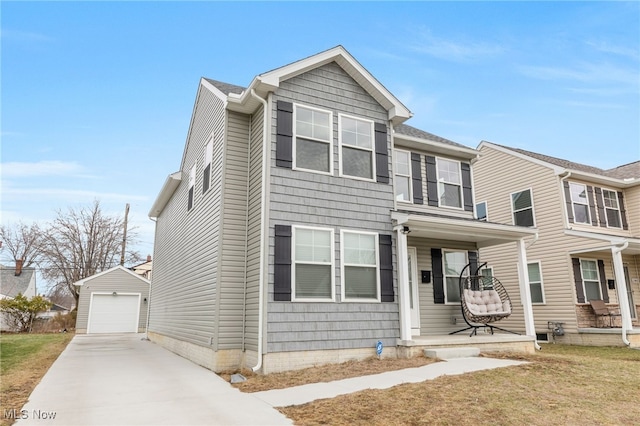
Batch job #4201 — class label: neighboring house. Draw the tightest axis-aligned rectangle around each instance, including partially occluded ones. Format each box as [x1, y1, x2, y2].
[36, 303, 71, 320]
[1, 261, 37, 331]
[131, 255, 153, 280]
[75, 266, 150, 334]
[474, 141, 640, 347]
[148, 46, 538, 374]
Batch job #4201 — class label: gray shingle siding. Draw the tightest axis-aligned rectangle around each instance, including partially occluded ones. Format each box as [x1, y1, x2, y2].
[265, 62, 399, 353]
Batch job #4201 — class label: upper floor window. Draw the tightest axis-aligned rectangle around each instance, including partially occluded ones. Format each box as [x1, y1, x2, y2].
[569, 183, 590, 224]
[293, 226, 334, 301]
[294, 105, 332, 174]
[579, 259, 601, 301]
[339, 115, 374, 180]
[602, 189, 622, 228]
[341, 230, 379, 301]
[443, 250, 467, 303]
[511, 189, 535, 227]
[475, 201, 487, 221]
[187, 164, 196, 211]
[203, 139, 213, 194]
[528, 262, 545, 304]
[394, 149, 412, 202]
[437, 158, 462, 208]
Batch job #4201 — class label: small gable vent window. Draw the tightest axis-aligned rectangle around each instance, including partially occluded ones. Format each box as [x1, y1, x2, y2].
[602, 189, 622, 228]
[339, 115, 374, 180]
[203, 139, 213, 194]
[294, 105, 332, 174]
[475, 201, 487, 221]
[511, 189, 535, 227]
[187, 164, 196, 211]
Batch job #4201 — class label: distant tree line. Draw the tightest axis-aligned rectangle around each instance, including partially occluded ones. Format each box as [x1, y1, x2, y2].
[0, 200, 142, 308]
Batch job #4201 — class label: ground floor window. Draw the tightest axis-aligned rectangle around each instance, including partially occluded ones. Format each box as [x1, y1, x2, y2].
[293, 226, 334, 301]
[341, 230, 379, 301]
[443, 250, 468, 303]
[580, 259, 601, 301]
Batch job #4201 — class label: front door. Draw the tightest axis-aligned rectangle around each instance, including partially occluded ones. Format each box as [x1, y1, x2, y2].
[624, 265, 636, 319]
[408, 247, 420, 335]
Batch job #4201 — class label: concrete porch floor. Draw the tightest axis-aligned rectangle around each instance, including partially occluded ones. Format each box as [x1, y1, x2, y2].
[397, 333, 537, 358]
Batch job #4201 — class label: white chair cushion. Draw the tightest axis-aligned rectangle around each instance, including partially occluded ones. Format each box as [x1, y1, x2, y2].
[464, 289, 511, 316]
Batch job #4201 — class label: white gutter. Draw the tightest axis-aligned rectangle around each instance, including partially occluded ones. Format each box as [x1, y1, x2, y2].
[250, 89, 268, 372]
[558, 171, 572, 230]
[611, 242, 631, 346]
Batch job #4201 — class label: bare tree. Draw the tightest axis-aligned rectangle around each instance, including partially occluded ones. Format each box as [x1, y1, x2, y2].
[0, 221, 44, 267]
[40, 200, 141, 307]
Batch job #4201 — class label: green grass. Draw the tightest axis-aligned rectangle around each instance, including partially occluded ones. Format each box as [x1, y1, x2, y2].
[0, 333, 71, 374]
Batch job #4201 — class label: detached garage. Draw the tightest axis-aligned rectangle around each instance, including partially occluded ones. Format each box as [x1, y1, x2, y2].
[75, 266, 150, 334]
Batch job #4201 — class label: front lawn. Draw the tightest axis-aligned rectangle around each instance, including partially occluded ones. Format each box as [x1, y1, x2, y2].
[0, 333, 73, 426]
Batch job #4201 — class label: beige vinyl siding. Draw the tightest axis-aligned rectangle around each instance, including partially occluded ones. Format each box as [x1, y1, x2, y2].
[624, 186, 639, 236]
[266, 62, 399, 352]
[76, 268, 150, 332]
[216, 110, 251, 349]
[243, 105, 264, 353]
[149, 84, 224, 347]
[474, 145, 636, 333]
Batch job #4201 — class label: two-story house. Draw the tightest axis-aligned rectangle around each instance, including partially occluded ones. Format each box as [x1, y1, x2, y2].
[148, 46, 539, 374]
[474, 141, 640, 347]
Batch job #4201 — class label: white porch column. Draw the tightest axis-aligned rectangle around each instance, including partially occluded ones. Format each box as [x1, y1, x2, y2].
[611, 245, 633, 330]
[395, 226, 411, 342]
[516, 238, 536, 337]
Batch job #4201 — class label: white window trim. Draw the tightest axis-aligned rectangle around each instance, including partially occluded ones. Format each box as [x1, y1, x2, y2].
[443, 249, 468, 305]
[436, 157, 463, 210]
[394, 148, 413, 203]
[203, 138, 213, 194]
[338, 113, 376, 182]
[601, 187, 622, 229]
[292, 103, 334, 176]
[475, 201, 488, 221]
[340, 229, 380, 303]
[291, 225, 335, 302]
[569, 182, 591, 225]
[510, 187, 536, 227]
[579, 258, 602, 301]
[527, 260, 546, 305]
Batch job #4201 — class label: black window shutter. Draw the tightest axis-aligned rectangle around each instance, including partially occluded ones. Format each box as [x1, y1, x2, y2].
[431, 248, 444, 304]
[276, 101, 293, 169]
[586, 186, 598, 226]
[202, 164, 211, 194]
[563, 181, 574, 224]
[188, 187, 194, 211]
[426, 156, 438, 207]
[594, 187, 607, 227]
[379, 234, 394, 302]
[618, 192, 629, 230]
[467, 251, 478, 275]
[374, 123, 389, 183]
[597, 259, 609, 303]
[410, 153, 423, 204]
[461, 162, 473, 212]
[274, 225, 292, 301]
[572, 258, 585, 303]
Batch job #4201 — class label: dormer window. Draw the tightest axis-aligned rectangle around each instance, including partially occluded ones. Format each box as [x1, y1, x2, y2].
[437, 158, 462, 208]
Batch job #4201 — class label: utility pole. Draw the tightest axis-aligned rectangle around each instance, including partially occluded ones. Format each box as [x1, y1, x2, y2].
[120, 203, 130, 266]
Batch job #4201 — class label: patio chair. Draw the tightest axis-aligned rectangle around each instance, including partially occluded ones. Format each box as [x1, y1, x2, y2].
[450, 261, 518, 337]
[589, 299, 621, 328]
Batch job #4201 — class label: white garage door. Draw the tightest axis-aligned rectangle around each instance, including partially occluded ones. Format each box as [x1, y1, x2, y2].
[88, 293, 140, 334]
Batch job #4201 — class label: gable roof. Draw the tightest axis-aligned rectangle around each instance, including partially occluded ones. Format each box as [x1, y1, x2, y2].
[215, 45, 412, 125]
[479, 141, 640, 187]
[394, 124, 478, 159]
[74, 265, 150, 287]
[0, 266, 36, 298]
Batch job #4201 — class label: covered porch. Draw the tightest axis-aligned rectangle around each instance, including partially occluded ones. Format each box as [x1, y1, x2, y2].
[391, 211, 540, 355]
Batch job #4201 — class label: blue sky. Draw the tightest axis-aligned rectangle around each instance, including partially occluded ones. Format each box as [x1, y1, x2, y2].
[2, 1, 639, 263]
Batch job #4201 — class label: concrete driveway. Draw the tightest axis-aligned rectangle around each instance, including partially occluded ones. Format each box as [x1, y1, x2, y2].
[16, 334, 292, 426]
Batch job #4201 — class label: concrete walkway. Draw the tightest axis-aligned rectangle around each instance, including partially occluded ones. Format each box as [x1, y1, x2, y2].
[16, 334, 527, 425]
[253, 356, 527, 407]
[16, 334, 292, 426]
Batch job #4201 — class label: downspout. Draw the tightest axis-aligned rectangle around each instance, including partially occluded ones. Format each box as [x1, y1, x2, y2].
[612, 242, 631, 346]
[145, 216, 157, 340]
[559, 171, 572, 229]
[241, 114, 253, 350]
[250, 89, 268, 372]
